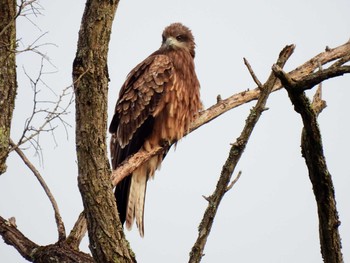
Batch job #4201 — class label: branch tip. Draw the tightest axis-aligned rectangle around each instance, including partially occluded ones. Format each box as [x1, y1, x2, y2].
[225, 171, 242, 192]
[243, 57, 263, 90]
[202, 195, 211, 202]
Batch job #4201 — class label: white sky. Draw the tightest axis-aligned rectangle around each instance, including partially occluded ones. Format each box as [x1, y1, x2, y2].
[1, 0, 350, 262]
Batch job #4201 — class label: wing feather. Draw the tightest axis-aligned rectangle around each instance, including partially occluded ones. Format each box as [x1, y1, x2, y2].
[110, 54, 173, 150]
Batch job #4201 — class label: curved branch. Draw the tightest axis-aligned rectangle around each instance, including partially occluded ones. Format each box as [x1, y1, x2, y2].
[9, 139, 66, 241]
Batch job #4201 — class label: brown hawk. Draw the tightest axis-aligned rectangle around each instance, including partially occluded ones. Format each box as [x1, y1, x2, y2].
[109, 23, 202, 236]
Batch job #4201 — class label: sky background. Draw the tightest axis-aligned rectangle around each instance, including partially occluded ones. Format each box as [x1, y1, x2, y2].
[1, 0, 349, 262]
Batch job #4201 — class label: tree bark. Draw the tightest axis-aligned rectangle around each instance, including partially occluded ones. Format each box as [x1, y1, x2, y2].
[273, 65, 344, 263]
[72, 0, 136, 262]
[0, 0, 17, 175]
[0, 215, 93, 262]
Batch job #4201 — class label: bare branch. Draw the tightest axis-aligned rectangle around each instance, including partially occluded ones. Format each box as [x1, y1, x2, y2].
[272, 63, 350, 92]
[188, 44, 295, 263]
[274, 64, 343, 263]
[311, 62, 327, 116]
[0, 214, 94, 263]
[17, 32, 58, 66]
[111, 146, 164, 186]
[0, 216, 38, 261]
[0, 0, 41, 38]
[9, 139, 66, 242]
[66, 212, 87, 250]
[243, 57, 263, 89]
[10, 59, 76, 153]
[190, 41, 350, 133]
[225, 171, 242, 192]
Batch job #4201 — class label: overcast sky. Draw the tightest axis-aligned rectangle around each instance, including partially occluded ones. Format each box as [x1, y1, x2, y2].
[1, 0, 350, 262]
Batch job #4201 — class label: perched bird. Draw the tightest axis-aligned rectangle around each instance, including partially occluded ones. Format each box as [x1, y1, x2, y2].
[109, 23, 202, 236]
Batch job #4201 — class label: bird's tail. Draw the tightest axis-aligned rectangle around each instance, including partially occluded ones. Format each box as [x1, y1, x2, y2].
[125, 155, 161, 237]
[125, 168, 147, 237]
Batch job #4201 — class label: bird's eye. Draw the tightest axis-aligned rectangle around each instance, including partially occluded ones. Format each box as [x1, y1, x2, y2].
[176, 35, 184, 42]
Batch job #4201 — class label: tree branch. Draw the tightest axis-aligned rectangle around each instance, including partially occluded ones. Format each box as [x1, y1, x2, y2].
[66, 212, 87, 250]
[272, 62, 350, 92]
[188, 44, 295, 263]
[274, 63, 343, 263]
[0, 216, 38, 261]
[9, 139, 66, 242]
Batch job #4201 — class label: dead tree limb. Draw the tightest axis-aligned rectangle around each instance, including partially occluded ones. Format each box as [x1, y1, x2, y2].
[188, 45, 295, 263]
[273, 64, 344, 263]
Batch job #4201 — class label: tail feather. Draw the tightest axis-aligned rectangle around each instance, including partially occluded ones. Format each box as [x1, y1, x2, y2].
[124, 155, 163, 236]
[126, 169, 147, 237]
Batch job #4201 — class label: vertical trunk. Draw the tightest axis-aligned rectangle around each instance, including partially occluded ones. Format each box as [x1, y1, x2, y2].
[0, 0, 17, 174]
[73, 0, 135, 262]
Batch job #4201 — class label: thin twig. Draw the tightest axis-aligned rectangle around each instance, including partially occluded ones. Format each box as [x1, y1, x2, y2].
[243, 57, 263, 89]
[311, 62, 327, 116]
[9, 67, 89, 153]
[9, 139, 66, 242]
[226, 171, 242, 192]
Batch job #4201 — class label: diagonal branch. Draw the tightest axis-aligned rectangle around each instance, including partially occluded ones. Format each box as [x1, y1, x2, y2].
[9, 139, 66, 242]
[273, 65, 343, 263]
[66, 211, 87, 250]
[188, 44, 295, 263]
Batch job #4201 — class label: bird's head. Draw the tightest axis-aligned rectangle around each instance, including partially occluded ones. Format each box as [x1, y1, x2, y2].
[161, 23, 196, 57]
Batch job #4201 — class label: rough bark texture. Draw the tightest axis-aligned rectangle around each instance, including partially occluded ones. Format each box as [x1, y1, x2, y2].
[0, 0, 17, 175]
[0, 215, 93, 262]
[274, 66, 344, 263]
[0, 216, 38, 261]
[299, 97, 343, 263]
[73, 0, 136, 262]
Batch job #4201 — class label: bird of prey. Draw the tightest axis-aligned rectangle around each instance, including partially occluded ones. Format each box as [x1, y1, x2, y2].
[109, 23, 202, 237]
